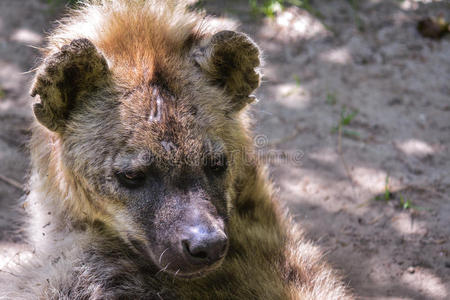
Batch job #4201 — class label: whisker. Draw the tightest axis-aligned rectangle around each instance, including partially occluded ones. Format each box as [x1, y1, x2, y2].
[20, 67, 39, 75]
[172, 269, 180, 284]
[159, 248, 169, 264]
[155, 261, 172, 277]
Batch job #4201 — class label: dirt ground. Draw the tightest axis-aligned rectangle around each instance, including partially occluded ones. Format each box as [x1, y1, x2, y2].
[0, 0, 449, 299]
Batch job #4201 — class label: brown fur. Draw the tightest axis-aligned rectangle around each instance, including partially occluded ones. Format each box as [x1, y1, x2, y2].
[0, 1, 353, 299]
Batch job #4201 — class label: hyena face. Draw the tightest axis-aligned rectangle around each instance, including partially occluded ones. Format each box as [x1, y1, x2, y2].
[75, 84, 232, 277]
[31, 29, 260, 277]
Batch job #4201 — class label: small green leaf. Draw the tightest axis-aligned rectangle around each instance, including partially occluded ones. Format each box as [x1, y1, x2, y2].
[293, 74, 301, 86]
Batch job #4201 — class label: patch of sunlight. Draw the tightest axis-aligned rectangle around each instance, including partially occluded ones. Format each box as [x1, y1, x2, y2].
[400, 0, 441, 10]
[352, 167, 400, 193]
[396, 139, 435, 157]
[274, 7, 328, 40]
[10, 28, 43, 45]
[308, 148, 338, 164]
[282, 178, 321, 201]
[401, 267, 448, 299]
[274, 83, 310, 109]
[319, 47, 352, 65]
[0, 100, 15, 111]
[205, 17, 239, 32]
[391, 214, 427, 235]
[280, 169, 336, 207]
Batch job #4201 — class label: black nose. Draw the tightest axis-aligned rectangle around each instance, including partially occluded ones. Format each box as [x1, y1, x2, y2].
[182, 226, 228, 265]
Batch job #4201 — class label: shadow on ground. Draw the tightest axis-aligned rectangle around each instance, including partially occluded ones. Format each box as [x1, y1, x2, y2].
[197, 0, 450, 298]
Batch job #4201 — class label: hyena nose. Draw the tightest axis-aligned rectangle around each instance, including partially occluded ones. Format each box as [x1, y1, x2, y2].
[182, 226, 228, 265]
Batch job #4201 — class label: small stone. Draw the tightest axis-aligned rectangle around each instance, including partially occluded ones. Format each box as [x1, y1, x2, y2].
[417, 17, 449, 39]
[407, 266, 415, 274]
[388, 98, 402, 106]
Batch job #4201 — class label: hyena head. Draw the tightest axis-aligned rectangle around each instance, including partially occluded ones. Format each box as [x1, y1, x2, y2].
[30, 12, 261, 278]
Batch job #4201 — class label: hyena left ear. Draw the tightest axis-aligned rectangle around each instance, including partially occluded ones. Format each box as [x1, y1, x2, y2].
[30, 38, 110, 132]
[193, 31, 262, 112]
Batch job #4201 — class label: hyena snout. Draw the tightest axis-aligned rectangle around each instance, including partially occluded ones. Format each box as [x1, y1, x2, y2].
[151, 194, 229, 276]
[182, 225, 228, 265]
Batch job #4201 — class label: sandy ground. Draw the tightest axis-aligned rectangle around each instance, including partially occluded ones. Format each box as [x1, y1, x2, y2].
[0, 1, 449, 299]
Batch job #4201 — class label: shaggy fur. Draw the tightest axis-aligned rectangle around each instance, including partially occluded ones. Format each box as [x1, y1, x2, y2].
[0, 1, 353, 299]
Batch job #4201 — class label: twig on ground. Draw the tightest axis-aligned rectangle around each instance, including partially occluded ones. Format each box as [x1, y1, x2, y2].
[337, 124, 357, 200]
[368, 215, 383, 225]
[0, 174, 24, 191]
[403, 184, 450, 202]
[267, 124, 303, 146]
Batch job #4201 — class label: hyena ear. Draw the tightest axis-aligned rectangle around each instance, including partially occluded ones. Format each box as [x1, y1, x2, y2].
[193, 31, 262, 111]
[30, 38, 110, 132]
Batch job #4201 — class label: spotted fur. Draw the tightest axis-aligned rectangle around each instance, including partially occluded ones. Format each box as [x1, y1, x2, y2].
[0, 1, 353, 299]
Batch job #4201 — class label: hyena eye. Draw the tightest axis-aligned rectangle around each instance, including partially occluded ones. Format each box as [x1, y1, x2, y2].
[116, 170, 146, 189]
[205, 155, 228, 175]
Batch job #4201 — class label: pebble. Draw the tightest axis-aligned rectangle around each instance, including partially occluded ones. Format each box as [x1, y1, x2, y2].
[388, 98, 403, 106]
[407, 266, 415, 274]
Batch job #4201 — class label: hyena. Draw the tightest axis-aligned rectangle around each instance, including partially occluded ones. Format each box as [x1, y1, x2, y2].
[0, 1, 352, 299]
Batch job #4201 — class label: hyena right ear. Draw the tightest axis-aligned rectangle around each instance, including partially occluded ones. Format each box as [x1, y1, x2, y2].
[30, 38, 110, 132]
[192, 31, 262, 112]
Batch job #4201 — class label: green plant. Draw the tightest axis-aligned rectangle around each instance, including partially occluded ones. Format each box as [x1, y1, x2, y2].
[331, 106, 360, 138]
[293, 74, 301, 86]
[287, 0, 323, 19]
[383, 175, 391, 201]
[399, 194, 411, 210]
[326, 92, 337, 105]
[250, 0, 323, 19]
[374, 175, 391, 202]
[347, 0, 364, 31]
[399, 194, 431, 211]
[281, 74, 302, 96]
[340, 109, 358, 126]
[372, 178, 431, 211]
[249, 0, 283, 18]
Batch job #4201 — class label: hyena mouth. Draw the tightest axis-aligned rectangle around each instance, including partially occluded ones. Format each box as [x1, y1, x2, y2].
[163, 250, 229, 279]
[149, 228, 229, 278]
[127, 234, 228, 278]
[170, 260, 226, 279]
